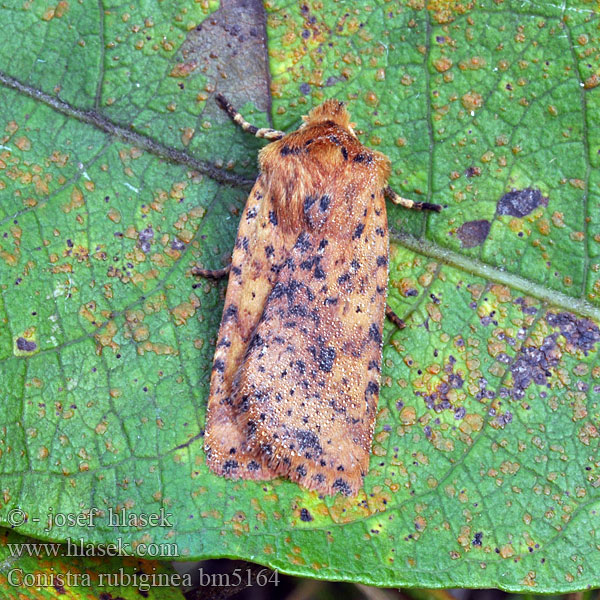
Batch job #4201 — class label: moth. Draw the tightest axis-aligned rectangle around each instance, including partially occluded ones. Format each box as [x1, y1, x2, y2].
[197, 94, 440, 496]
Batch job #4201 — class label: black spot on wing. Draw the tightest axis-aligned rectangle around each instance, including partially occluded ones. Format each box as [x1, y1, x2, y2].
[223, 304, 238, 322]
[299, 256, 315, 270]
[235, 236, 249, 251]
[271, 282, 286, 300]
[280, 145, 302, 156]
[365, 380, 379, 404]
[289, 304, 308, 318]
[304, 194, 331, 228]
[222, 459, 239, 473]
[318, 346, 336, 372]
[353, 152, 372, 164]
[304, 195, 317, 216]
[295, 232, 311, 252]
[333, 478, 352, 495]
[260, 443, 272, 456]
[248, 332, 264, 353]
[369, 323, 382, 344]
[353, 223, 365, 239]
[295, 429, 323, 457]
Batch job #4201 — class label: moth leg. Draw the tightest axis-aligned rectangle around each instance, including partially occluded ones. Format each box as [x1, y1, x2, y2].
[384, 186, 442, 213]
[385, 304, 406, 330]
[215, 93, 284, 141]
[192, 264, 231, 280]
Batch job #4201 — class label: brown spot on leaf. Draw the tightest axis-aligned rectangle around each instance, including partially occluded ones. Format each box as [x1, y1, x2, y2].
[457, 220, 490, 248]
[584, 74, 599, 89]
[464, 166, 481, 178]
[169, 61, 198, 78]
[427, 0, 475, 24]
[497, 188, 547, 218]
[433, 57, 453, 72]
[461, 90, 483, 111]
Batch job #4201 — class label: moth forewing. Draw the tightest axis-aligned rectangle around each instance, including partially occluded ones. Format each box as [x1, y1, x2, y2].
[203, 97, 439, 496]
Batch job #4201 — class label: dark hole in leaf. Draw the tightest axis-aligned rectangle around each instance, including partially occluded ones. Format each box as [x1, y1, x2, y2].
[457, 220, 491, 248]
[300, 508, 313, 522]
[497, 188, 547, 218]
[546, 311, 600, 353]
[16, 337, 37, 352]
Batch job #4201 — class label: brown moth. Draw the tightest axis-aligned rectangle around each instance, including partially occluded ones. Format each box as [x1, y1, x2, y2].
[200, 95, 440, 496]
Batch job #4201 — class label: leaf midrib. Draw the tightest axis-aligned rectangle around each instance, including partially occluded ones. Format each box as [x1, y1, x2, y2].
[0, 70, 253, 188]
[392, 229, 600, 321]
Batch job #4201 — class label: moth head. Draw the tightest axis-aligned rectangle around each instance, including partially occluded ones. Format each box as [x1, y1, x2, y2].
[302, 99, 356, 136]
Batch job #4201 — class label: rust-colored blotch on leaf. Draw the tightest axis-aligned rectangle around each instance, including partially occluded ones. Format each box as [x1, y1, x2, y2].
[203, 96, 439, 496]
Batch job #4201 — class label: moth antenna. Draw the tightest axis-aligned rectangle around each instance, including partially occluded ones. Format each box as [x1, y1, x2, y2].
[215, 93, 285, 141]
[385, 186, 442, 212]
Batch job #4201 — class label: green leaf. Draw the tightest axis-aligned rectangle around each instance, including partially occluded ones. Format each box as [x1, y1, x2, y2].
[0, 0, 599, 594]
